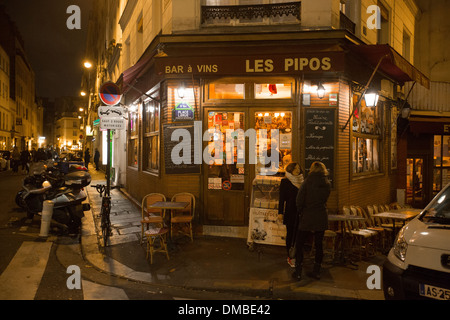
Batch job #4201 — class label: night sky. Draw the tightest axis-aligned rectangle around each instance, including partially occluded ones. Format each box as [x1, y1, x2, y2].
[0, 0, 93, 100]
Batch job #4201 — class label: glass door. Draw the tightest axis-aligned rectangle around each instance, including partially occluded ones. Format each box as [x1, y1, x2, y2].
[406, 157, 425, 208]
[203, 109, 249, 226]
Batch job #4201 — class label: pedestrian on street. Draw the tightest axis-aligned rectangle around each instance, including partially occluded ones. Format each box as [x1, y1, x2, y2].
[11, 147, 20, 173]
[292, 161, 331, 281]
[279, 162, 304, 268]
[20, 149, 31, 174]
[84, 148, 91, 169]
[94, 148, 100, 171]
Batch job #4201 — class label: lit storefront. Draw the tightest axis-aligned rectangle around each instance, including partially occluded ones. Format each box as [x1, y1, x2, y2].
[118, 33, 428, 237]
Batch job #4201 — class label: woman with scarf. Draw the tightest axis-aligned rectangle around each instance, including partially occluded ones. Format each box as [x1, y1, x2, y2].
[279, 162, 304, 267]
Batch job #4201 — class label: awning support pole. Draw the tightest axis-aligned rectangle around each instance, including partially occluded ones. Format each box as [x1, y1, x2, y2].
[341, 54, 389, 132]
[125, 79, 160, 103]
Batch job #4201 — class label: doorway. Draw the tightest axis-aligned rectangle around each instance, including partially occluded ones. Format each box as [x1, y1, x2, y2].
[202, 107, 295, 226]
[406, 157, 427, 208]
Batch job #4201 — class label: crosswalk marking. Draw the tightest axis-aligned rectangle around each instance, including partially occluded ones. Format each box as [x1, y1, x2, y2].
[0, 241, 52, 300]
[82, 280, 129, 300]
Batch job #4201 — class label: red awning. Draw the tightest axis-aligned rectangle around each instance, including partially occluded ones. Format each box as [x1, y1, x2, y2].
[349, 44, 430, 89]
[117, 49, 155, 95]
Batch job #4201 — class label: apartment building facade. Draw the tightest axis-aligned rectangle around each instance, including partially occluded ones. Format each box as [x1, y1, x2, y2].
[84, 0, 429, 238]
[0, 6, 42, 151]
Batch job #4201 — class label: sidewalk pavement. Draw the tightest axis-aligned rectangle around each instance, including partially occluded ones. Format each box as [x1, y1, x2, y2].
[80, 167, 386, 300]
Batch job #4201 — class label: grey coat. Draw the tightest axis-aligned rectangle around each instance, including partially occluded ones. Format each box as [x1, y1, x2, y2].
[296, 171, 331, 231]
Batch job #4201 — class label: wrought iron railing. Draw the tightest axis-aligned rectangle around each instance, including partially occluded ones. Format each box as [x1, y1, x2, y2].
[201, 1, 301, 24]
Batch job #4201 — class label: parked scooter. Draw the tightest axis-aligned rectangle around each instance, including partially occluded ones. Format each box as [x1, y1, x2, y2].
[17, 163, 92, 234]
[15, 161, 80, 210]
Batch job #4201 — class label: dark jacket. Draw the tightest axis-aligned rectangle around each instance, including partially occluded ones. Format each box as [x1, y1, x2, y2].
[296, 171, 331, 231]
[279, 178, 299, 227]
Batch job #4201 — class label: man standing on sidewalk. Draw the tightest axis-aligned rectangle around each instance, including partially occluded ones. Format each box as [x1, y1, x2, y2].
[94, 148, 100, 171]
[84, 148, 91, 169]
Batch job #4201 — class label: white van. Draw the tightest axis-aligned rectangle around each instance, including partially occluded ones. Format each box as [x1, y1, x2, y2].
[383, 184, 450, 300]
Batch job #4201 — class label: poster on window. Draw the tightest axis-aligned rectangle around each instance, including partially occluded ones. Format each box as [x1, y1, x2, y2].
[247, 207, 286, 246]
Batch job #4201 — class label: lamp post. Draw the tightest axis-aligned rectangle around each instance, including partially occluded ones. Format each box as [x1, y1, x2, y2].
[81, 60, 94, 160]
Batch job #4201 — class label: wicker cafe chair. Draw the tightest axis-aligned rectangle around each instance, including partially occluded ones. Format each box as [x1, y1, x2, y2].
[364, 205, 389, 252]
[378, 204, 404, 229]
[141, 193, 166, 245]
[346, 206, 379, 260]
[170, 193, 195, 242]
[145, 227, 170, 264]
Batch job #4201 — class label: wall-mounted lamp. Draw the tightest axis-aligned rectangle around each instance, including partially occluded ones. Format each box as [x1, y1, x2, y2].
[364, 89, 379, 107]
[83, 61, 92, 69]
[177, 82, 186, 99]
[317, 83, 326, 99]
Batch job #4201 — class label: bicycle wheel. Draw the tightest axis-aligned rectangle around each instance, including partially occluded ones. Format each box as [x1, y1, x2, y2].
[100, 197, 111, 247]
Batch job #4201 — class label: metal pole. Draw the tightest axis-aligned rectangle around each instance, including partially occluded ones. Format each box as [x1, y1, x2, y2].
[106, 129, 111, 197]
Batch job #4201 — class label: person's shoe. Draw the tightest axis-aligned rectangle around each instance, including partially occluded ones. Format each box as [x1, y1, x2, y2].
[291, 269, 302, 281]
[287, 257, 296, 268]
[307, 263, 321, 280]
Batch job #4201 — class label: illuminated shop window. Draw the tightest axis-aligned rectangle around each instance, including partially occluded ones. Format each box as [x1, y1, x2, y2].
[128, 109, 139, 168]
[206, 111, 246, 191]
[351, 94, 382, 175]
[209, 83, 245, 99]
[254, 83, 292, 99]
[254, 111, 292, 175]
[433, 135, 450, 197]
[143, 98, 160, 173]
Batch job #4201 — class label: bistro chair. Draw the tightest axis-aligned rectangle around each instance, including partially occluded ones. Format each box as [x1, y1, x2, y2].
[170, 193, 195, 242]
[346, 206, 378, 260]
[141, 193, 166, 245]
[378, 204, 404, 229]
[145, 227, 170, 264]
[363, 205, 388, 252]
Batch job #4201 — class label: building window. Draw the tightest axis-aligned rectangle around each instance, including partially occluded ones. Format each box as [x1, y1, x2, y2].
[377, 2, 390, 45]
[433, 135, 450, 197]
[128, 110, 139, 168]
[143, 98, 160, 173]
[403, 28, 411, 62]
[351, 94, 382, 175]
[254, 83, 292, 99]
[208, 83, 245, 100]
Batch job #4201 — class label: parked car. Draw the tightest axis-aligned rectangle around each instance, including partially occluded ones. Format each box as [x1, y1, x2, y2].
[383, 184, 450, 300]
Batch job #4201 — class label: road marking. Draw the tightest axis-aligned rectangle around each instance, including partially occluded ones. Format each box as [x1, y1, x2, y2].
[0, 241, 52, 300]
[82, 280, 129, 300]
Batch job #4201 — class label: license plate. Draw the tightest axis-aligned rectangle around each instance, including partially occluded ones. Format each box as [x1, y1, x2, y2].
[419, 284, 450, 300]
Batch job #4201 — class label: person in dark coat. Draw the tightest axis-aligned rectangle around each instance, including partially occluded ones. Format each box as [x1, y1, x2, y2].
[84, 148, 91, 169]
[292, 161, 331, 281]
[279, 162, 304, 267]
[94, 148, 100, 171]
[20, 149, 31, 174]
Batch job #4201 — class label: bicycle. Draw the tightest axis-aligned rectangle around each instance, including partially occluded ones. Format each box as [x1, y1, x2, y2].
[91, 184, 119, 247]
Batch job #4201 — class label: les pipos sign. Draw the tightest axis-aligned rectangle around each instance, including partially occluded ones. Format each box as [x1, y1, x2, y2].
[155, 52, 345, 76]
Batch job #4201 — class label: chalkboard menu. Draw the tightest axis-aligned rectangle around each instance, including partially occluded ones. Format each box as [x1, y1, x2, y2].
[163, 123, 201, 174]
[304, 108, 336, 187]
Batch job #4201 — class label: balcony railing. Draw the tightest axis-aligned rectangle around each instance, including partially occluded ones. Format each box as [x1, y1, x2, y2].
[201, 1, 301, 25]
[340, 11, 355, 34]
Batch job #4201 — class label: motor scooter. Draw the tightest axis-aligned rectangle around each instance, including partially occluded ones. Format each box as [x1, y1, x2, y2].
[20, 170, 91, 234]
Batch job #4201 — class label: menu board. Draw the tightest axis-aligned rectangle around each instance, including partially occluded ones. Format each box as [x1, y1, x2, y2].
[304, 108, 336, 187]
[163, 123, 201, 174]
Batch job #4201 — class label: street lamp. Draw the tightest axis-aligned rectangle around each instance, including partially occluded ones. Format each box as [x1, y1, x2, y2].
[83, 61, 92, 69]
[364, 89, 379, 107]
